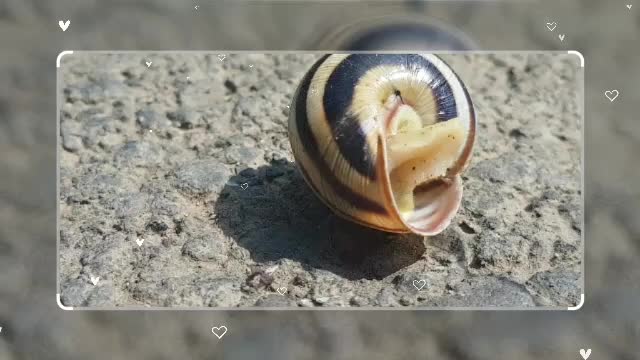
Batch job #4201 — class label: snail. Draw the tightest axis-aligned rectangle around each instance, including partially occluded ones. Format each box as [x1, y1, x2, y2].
[288, 54, 476, 236]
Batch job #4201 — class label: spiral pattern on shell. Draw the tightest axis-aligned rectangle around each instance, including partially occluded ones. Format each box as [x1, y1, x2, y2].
[288, 54, 476, 236]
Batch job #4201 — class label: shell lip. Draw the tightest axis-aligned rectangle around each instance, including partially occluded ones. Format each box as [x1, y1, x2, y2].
[447, 73, 477, 176]
[376, 135, 465, 236]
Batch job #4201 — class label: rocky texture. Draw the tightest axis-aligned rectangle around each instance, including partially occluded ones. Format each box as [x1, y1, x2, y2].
[57, 53, 582, 308]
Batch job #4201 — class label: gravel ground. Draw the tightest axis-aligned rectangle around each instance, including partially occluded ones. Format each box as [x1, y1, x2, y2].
[57, 53, 582, 308]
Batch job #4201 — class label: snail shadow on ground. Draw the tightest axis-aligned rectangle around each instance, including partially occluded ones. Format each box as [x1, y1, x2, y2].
[213, 160, 426, 281]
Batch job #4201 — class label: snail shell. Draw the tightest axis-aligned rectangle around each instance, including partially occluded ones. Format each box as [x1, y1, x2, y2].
[288, 54, 476, 236]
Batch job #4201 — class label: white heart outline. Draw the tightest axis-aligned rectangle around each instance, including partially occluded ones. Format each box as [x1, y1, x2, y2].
[211, 326, 228, 339]
[546, 22, 557, 31]
[558, 34, 565, 41]
[604, 90, 619, 102]
[145, 61, 152, 67]
[59, 20, 70, 31]
[136, 238, 145, 246]
[627, 4, 632, 9]
[90, 276, 100, 285]
[276, 287, 287, 295]
[240, 183, 248, 190]
[413, 279, 426, 290]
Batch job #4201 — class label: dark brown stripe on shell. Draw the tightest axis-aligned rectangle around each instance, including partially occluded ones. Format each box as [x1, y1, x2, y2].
[294, 55, 387, 215]
[322, 54, 459, 180]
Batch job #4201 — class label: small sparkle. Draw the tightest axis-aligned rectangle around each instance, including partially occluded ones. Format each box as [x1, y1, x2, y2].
[149, 130, 153, 132]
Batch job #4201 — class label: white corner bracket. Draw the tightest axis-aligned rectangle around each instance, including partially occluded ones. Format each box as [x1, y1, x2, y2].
[56, 294, 74, 311]
[567, 50, 584, 68]
[567, 293, 585, 311]
[57, 50, 74, 68]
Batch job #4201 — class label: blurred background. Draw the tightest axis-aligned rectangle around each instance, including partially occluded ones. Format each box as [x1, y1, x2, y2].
[1, 0, 639, 358]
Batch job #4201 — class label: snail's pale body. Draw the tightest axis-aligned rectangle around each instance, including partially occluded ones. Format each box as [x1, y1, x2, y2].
[288, 54, 476, 236]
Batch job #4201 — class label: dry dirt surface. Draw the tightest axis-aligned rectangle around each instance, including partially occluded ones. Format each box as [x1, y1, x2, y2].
[58, 53, 582, 308]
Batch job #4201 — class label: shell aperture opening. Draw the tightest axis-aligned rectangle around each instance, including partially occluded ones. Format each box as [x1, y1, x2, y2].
[385, 115, 467, 233]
